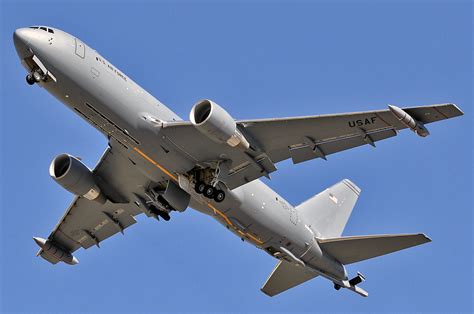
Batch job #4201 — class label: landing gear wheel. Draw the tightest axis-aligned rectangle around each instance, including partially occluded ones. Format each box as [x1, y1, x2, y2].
[158, 211, 171, 221]
[334, 284, 341, 291]
[26, 74, 35, 85]
[195, 181, 206, 194]
[214, 190, 225, 203]
[204, 185, 215, 199]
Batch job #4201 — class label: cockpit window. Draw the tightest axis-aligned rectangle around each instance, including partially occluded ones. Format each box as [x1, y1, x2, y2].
[28, 26, 54, 33]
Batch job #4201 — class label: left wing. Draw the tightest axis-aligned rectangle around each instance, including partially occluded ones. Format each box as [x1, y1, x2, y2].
[35, 144, 153, 264]
[161, 103, 463, 190]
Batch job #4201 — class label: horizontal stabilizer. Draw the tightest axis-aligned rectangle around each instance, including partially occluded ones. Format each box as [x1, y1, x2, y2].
[319, 233, 431, 265]
[261, 260, 318, 297]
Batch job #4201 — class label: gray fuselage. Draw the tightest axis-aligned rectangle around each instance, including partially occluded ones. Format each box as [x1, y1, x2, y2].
[14, 27, 346, 281]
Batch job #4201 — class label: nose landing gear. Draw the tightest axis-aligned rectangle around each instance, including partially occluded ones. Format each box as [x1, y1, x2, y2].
[26, 70, 43, 85]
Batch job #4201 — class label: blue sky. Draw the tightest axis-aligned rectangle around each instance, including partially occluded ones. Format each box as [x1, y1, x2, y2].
[1, 0, 472, 312]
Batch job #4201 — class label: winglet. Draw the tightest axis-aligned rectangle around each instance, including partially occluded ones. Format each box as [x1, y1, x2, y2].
[450, 103, 464, 116]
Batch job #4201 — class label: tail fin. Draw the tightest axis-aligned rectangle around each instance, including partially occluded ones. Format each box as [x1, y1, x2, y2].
[318, 233, 431, 265]
[296, 179, 360, 238]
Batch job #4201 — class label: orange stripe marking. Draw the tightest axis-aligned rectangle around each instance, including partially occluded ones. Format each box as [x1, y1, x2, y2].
[133, 147, 178, 181]
[133, 146, 264, 245]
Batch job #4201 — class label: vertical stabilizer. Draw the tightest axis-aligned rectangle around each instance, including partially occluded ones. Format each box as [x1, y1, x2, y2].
[296, 179, 360, 238]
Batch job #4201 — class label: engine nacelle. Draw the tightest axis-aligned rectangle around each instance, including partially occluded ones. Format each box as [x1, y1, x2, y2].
[49, 154, 106, 203]
[190, 99, 250, 150]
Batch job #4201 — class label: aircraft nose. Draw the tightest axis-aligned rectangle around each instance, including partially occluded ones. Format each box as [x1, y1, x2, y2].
[13, 28, 34, 58]
[13, 28, 31, 47]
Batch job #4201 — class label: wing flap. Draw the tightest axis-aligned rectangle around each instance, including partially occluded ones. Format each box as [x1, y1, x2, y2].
[46, 196, 140, 252]
[318, 233, 431, 265]
[261, 260, 319, 297]
[289, 127, 398, 164]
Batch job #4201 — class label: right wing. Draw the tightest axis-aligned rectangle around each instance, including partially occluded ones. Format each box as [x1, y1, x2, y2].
[161, 103, 463, 190]
[237, 103, 463, 165]
[261, 260, 319, 297]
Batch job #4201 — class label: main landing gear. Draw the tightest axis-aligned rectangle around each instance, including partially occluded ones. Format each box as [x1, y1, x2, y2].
[149, 204, 171, 221]
[143, 184, 175, 222]
[191, 164, 227, 203]
[194, 181, 226, 203]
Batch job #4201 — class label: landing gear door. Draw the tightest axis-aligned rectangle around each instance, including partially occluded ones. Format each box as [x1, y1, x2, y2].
[75, 38, 85, 58]
[162, 180, 190, 212]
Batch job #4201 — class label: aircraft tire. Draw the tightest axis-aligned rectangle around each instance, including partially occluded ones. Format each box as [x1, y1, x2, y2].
[158, 211, 171, 221]
[26, 74, 35, 85]
[195, 181, 206, 194]
[204, 185, 215, 198]
[214, 190, 225, 203]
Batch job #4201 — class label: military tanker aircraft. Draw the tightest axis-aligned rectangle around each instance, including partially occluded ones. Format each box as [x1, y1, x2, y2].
[13, 26, 463, 297]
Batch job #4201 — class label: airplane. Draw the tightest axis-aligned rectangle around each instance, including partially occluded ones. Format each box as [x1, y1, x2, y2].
[13, 26, 463, 297]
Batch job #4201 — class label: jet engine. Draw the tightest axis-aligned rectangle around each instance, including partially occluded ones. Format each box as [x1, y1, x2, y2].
[49, 154, 106, 203]
[190, 99, 250, 150]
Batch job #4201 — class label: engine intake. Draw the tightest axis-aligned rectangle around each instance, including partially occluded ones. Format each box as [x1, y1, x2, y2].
[49, 154, 106, 203]
[190, 99, 249, 150]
